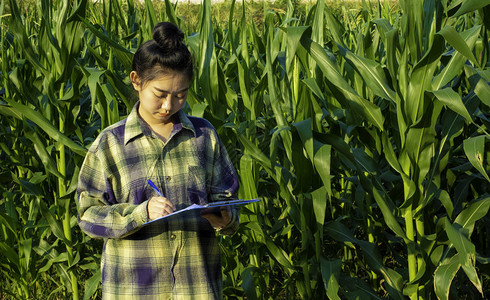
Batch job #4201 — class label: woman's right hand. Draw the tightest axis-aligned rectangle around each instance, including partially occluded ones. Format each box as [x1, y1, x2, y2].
[147, 196, 175, 220]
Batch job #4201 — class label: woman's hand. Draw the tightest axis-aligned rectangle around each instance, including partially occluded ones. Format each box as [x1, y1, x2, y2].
[147, 196, 175, 220]
[201, 206, 232, 230]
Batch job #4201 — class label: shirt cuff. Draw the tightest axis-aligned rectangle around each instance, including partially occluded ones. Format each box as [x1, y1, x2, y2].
[132, 200, 149, 226]
[216, 207, 239, 236]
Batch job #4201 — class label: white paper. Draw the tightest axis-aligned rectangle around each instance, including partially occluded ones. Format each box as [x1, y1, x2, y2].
[143, 198, 260, 225]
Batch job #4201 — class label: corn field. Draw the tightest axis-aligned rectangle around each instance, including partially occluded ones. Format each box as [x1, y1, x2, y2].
[0, 0, 489, 299]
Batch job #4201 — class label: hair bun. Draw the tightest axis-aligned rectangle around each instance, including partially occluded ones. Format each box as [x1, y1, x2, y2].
[152, 22, 184, 52]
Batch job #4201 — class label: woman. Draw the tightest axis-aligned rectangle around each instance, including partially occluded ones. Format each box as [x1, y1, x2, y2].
[77, 22, 239, 299]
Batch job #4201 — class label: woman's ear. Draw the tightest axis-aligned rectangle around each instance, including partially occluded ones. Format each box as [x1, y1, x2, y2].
[130, 71, 141, 91]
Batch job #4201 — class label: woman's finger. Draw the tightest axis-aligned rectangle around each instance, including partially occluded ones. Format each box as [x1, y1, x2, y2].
[148, 196, 175, 220]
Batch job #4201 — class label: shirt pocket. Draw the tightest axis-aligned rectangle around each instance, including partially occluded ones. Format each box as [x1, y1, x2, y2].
[186, 165, 207, 205]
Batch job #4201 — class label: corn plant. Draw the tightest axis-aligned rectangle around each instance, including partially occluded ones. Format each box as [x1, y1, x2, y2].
[195, 0, 490, 299]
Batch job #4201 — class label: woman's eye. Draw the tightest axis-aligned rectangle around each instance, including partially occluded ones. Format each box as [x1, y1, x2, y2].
[153, 92, 186, 99]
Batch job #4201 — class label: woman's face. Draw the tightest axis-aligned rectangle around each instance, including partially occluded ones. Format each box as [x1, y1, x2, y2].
[131, 70, 190, 126]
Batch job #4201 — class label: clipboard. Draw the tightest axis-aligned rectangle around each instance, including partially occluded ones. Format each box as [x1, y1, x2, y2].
[143, 198, 260, 225]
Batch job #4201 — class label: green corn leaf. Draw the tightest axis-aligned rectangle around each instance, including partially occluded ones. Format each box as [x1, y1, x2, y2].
[7, 0, 48, 76]
[0, 104, 23, 119]
[358, 239, 404, 300]
[462, 67, 490, 108]
[439, 190, 454, 220]
[316, 133, 357, 170]
[381, 27, 398, 86]
[432, 26, 481, 90]
[265, 14, 293, 163]
[293, 119, 314, 161]
[454, 197, 490, 234]
[352, 148, 377, 174]
[239, 154, 259, 201]
[339, 46, 396, 101]
[189, 102, 207, 119]
[236, 134, 272, 174]
[453, 0, 490, 17]
[434, 254, 460, 300]
[444, 218, 476, 266]
[143, 0, 157, 36]
[24, 130, 65, 179]
[197, 0, 220, 115]
[241, 266, 258, 300]
[78, 17, 133, 72]
[311, 186, 327, 232]
[313, 144, 332, 199]
[325, 221, 356, 249]
[302, 78, 328, 107]
[0, 213, 18, 238]
[0, 243, 20, 270]
[320, 257, 341, 300]
[405, 34, 445, 124]
[341, 278, 383, 299]
[21, 238, 32, 271]
[36, 198, 72, 247]
[34, 241, 69, 273]
[83, 269, 101, 300]
[460, 264, 483, 296]
[371, 186, 407, 241]
[463, 136, 490, 182]
[476, 255, 490, 264]
[270, 125, 291, 171]
[0, 101, 87, 156]
[311, 0, 325, 45]
[324, 7, 344, 47]
[300, 37, 384, 130]
[381, 132, 404, 175]
[242, 221, 264, 237]
[325, 222, 404, 299]
[445, 218, 484, 295]
[404, 101, 443, 187]
[164, 0, 180, 27]
[82, 66, 105, 123]
[236, 35, 253, 120]
[265, 237, 294, 271]
[400, 0, 424, 61]
[285, 26, 310, 68]
[430, 87, 472, 122]
[474, 77, 490, 107]
[437, 26, 479, 66]
[379, 266, 405, 300]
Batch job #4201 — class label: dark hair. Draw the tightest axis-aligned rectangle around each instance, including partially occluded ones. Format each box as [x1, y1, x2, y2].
[132, 22, 193, 86]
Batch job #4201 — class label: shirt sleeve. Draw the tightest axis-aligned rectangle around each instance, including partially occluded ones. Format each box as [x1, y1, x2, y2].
[209, 134, 240, 236]
[76, 146, 148, 239]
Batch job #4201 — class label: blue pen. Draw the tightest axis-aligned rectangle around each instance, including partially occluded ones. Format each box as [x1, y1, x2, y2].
[147, 179, 164, 197]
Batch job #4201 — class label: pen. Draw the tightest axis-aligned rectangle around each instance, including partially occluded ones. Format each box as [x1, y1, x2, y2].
[147, 179, 164, 197]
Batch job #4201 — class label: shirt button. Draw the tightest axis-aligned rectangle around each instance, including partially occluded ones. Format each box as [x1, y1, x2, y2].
[166, 176, 172, 182]
[170, 234, 176, 240]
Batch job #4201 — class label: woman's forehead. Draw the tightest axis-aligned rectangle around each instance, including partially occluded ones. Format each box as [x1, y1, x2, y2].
[147, 71, 190, 90]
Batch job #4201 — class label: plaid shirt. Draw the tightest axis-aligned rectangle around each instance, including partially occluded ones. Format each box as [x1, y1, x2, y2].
[77, 103, 239, 299]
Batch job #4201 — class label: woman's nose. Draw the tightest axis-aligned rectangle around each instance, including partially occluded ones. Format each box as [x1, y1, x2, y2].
[161, 100, 170, 110]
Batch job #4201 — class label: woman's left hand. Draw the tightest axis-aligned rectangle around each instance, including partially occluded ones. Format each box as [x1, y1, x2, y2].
[201, 206, 232, 230]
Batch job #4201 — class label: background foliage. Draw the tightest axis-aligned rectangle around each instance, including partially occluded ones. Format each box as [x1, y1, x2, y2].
[0, 0, 489, 299]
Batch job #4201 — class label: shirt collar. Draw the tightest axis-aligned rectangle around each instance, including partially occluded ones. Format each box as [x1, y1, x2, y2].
[175, 109, 196, 137]
[124, 102, 196, 145]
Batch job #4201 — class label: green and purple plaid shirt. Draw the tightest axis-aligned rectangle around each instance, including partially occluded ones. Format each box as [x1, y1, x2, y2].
[77, 103, 239, 299]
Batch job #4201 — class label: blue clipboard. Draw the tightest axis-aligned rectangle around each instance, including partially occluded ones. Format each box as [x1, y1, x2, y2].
[143, 198, 260, 225]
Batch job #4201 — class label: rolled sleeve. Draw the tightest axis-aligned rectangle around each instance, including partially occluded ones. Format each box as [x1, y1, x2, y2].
[77, 139, 148, 239]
